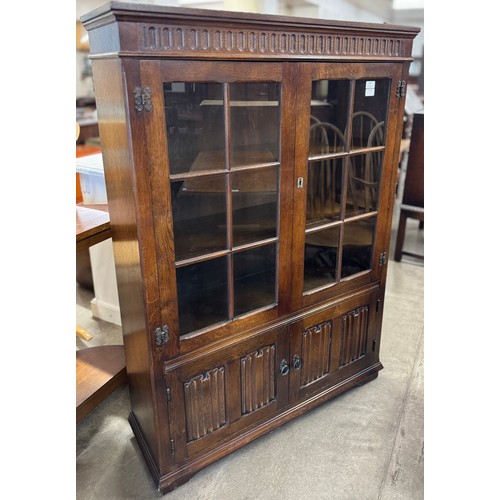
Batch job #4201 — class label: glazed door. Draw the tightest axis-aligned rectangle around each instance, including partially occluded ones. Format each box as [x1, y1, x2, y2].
[291, 63, 405, 309]
[139, 61, 295, 358]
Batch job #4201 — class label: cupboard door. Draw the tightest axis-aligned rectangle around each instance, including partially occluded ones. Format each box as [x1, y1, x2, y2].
[138, 61, 295, 356]
[165, 326, 289, 461]
[291, 63, 405, 309]
[289, 289, 380, 403]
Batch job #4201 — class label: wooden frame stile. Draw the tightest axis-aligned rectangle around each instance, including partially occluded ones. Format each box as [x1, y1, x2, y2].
[91, 56, 174, 478]
[368, 61, 412, 360]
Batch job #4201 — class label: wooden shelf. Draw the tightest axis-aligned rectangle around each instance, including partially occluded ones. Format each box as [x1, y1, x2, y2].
[76, 345, 126, 422]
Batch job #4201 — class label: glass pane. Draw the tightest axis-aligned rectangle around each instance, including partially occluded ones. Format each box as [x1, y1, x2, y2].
[234, 244, 276, 317]
[232, 167, 278, 247]
[164, 83, 225, 175]
[177, 257, 228, 336]
[351, 79, 390, 150]
[306, 158, 343, 227]
[345, 152, 383, 217]
[171, 175, 227, 261]
[341, 217, 376, 278]
[303, 226, 340, 292]
[309, 80, 349, 156]
[230, 83, 280, 167]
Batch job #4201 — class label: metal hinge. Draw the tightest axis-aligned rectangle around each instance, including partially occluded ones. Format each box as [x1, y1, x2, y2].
[155, 325, 170, 346]
[379, 251, 388, 267]
[166, 387, 172, 403]
[134, 87, 152, 112]
[170, 439, 176, 454]
[396, 80, 406, 99]
[376, 299, 381, 312]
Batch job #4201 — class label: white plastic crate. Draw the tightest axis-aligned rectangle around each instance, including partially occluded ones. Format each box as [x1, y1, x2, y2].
[76, 153, 107, 204]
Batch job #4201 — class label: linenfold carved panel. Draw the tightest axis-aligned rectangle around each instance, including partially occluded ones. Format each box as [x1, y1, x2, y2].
[340, 306, 369, 367]
[300, 320, 332, 387]
[241, 345, 276, 414]
[184, 367, 226, 442]
[140, 24, 406, 58]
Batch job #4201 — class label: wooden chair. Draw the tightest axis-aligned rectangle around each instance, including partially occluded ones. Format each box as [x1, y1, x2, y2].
[348, 115, 385, 213]
[307, 121, 346, 222]
[394, 111, 424, 262]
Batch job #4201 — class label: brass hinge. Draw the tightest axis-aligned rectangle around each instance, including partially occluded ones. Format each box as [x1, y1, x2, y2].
[155, 325, 170, 346]
[134, 87, 152, 112]
[170, 438, 176, 454]
[396, 80, 406, 99]
[379, 251, 388, 266]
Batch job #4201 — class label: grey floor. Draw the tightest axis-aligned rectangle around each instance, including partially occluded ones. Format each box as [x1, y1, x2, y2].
[76, 185, 424, 499]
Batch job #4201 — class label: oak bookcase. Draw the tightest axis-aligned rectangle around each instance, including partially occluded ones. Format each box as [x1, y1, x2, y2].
[81, 2, 419, 493]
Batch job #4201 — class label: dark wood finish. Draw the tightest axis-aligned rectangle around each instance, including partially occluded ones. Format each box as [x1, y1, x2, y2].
[76, 345, 127, 422]
[82, 3, 418, 494]
[394, 111, 424, 261]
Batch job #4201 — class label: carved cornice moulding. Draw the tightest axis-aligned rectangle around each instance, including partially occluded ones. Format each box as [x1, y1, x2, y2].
[137, 24, 410, 59]
[82, 3, 418, 61]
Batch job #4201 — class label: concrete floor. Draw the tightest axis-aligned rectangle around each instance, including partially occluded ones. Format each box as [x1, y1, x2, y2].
[76, 193, 424, 499]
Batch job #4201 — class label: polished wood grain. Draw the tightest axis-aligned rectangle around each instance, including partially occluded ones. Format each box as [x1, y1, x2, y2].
[241, 345, 276, 414]
[91, 57, 169, 470]
[76, 205, 110, 252]
[82, 3, 419, 493]
[184, 367, 226, 442]
[340, 305, 369, 367]
[300, 321, 332, 387]
[76, 345, 127, 422]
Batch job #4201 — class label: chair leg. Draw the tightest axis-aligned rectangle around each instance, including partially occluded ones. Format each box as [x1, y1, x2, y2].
[394, 210, 408, 262]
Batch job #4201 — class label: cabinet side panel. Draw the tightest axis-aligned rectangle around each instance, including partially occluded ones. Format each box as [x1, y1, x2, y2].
[91, 58, 158, 464]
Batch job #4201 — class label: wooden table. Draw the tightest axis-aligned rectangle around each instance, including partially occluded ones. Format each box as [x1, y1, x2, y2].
[76, 204, 111, 251]
[76, 204, 127, 422]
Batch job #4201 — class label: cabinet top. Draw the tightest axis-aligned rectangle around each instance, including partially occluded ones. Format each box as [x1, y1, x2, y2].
[81, 1, 419, 62]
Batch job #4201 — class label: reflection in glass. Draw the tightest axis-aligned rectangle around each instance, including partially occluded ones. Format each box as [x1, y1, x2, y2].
[232, 167, 278, 247]
[346, 152, 383, 217]
[306, 158, 343, 226]
[351, 79, 389, 150]
[170, 175, 227, 261]
[230, 83, 281, 167]
[177, 257, 228, 336]
[164, 82, 225, 175]
[233, 244, 276, 317]
[303, 226, 340, 292]
[341, 217, 376, 278]
[309, 80, 349, 156]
